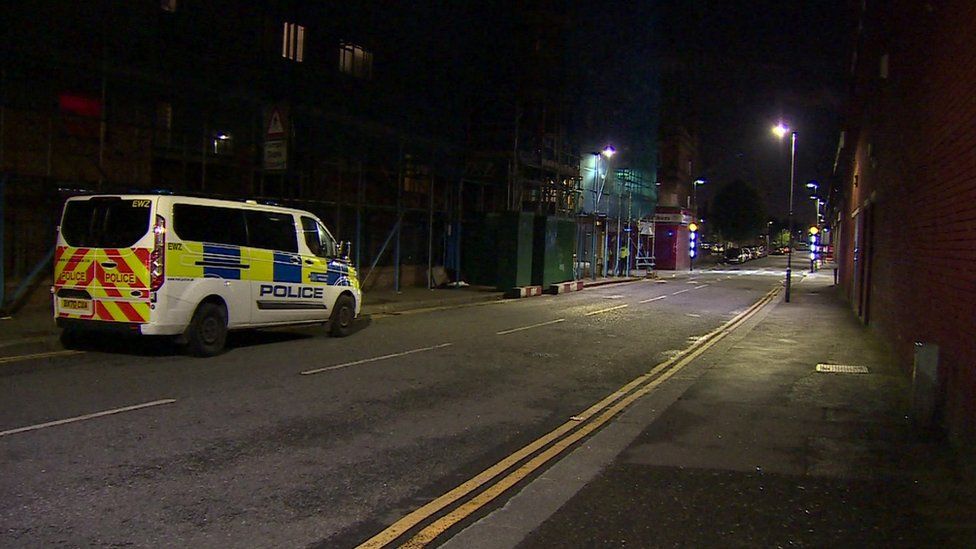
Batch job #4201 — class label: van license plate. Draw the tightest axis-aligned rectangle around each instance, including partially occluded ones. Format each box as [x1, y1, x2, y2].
[60, 298, 92, 313]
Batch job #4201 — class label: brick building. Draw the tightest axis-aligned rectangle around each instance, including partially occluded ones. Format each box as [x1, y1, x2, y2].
[829, 0, 976, 449]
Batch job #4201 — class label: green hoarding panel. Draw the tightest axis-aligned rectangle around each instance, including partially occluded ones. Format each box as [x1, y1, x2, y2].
[462, 213, 496, 286]
[532, 216, 576, 287]
[495, 212, 535, 290]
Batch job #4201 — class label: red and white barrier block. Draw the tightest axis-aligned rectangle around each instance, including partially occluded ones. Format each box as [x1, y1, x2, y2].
[506, 285, 544, 298]
[548, 280, 585, 294]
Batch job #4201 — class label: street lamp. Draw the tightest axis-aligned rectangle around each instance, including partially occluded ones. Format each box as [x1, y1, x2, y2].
[692, 178, 706, 214]
[772, 123, 796, 302]
[806, 180, 822, 273]
[591, 145, 615, 280]
[806, 181, 820, 226]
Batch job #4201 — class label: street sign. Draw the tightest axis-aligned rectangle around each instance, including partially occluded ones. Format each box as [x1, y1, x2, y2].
[653, 212, 692, 225]
[263, 140, 287, 171]
[266, 108, 285, 139]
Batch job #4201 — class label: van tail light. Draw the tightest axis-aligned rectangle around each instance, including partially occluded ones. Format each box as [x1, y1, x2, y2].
[150, 214, 166, 291]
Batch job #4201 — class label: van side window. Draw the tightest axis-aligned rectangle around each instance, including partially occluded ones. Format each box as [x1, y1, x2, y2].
[173, 204, 247, 246]
[246, 211, 298, 253]
[301, 216, 336, 258]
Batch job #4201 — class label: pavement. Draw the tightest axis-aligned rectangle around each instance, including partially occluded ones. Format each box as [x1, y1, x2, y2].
[447, 268, 976, 548]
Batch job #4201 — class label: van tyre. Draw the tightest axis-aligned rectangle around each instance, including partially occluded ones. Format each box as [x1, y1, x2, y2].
[329, 294, 355, 337]
[185, 302, 228, 357]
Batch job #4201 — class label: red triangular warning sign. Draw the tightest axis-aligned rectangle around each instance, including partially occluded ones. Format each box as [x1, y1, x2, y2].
[267, 109, 285, 138]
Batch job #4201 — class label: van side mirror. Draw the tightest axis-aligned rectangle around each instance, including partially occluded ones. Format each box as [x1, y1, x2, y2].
[339, 240, 352, 260]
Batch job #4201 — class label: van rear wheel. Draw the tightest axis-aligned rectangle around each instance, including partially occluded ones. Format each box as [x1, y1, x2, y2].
[185, 302, 228, 357]
[329, 294, 355, 337]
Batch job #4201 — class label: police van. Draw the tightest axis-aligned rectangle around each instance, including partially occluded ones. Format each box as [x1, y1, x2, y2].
[52, 194, 361, 356]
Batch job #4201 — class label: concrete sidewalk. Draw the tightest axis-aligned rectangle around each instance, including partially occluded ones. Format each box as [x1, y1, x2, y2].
[452, 270, 976, 547]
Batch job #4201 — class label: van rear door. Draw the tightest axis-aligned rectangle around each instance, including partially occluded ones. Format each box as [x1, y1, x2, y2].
[54, 197, 154, 324]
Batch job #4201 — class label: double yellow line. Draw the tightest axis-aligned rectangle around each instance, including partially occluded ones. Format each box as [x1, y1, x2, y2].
[358, 286, 781, 548]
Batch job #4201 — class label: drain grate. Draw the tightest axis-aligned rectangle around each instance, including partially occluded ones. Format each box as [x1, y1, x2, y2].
[816, 363, 869, 374]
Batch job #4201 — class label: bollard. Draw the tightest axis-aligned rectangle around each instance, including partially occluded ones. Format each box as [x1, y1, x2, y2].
[912, 342, 940, 430]
[833, 267, 838, 286]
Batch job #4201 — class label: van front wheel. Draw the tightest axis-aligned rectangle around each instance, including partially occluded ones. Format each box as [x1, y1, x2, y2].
[329, 295, 355, 337]
[185, 302, 228, 357]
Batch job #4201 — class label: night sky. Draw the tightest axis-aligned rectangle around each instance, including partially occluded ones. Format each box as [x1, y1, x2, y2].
[572, 0, 852, 225]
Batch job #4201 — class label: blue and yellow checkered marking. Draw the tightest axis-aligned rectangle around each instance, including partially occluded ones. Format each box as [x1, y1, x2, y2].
[273, 252, 302, 283]
[167, 240, 359, 289]
[202, 244, 242, 280]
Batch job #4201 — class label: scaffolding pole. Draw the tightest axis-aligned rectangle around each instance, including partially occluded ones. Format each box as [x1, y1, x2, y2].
[395, 143, 404, 293]
[427, 150, 435, 289]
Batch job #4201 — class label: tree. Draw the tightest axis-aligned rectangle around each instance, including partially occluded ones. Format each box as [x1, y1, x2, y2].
[711, 179, 767, 244]
[772, 229, 791, 247]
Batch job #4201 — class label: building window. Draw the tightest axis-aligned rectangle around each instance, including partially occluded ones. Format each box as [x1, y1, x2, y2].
[403, 158, 430, 194]
[282, 22, 305, 62]
[212, 132, 233, 156]
[339, 41, 372, 79]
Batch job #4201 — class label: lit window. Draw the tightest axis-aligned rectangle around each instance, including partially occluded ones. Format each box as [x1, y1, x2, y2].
[339, 41, 372, 79]
[161, 0, 177, 12]
[282, 22, 305, 62]
[212, 132, 233, 156]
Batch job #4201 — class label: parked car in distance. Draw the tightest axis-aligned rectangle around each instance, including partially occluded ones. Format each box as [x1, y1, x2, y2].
[724, 247, 745, 264]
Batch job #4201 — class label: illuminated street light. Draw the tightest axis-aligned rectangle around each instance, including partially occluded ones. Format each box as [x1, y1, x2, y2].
[692, 178, 706, 214]
[591, 145, 615, 280]
[771, 122, 796, 302]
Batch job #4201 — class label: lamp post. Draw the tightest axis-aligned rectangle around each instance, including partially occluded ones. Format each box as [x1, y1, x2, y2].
[805, 181, 819, 226]
[772, 123, 796, 302]
[806, 181, 820, 272]
[692, 179, 706, 215]
[591, 145, 615, 280]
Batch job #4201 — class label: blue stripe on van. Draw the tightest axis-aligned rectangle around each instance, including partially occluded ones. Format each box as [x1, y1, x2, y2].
[273, 252, 302, 283]
[326, 260, 351, 285]
[203, 244, 242, 280]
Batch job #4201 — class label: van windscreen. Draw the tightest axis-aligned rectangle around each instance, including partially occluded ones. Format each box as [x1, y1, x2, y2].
[61, 198, 152, 248]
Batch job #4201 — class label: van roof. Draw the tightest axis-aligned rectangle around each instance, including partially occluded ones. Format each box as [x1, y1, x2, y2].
[67, 194, 318, 217]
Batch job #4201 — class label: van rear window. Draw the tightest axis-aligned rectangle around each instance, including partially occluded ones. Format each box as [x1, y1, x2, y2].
[60, 198, 152, 248]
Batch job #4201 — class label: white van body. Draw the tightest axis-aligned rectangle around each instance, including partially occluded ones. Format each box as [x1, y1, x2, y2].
[53, 194, 361, 355]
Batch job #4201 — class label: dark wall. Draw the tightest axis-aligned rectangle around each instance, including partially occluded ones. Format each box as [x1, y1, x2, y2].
[834, 0, 976, 448]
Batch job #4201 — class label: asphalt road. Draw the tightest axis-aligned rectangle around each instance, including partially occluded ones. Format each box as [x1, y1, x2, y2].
[0, 256, 790, 547]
